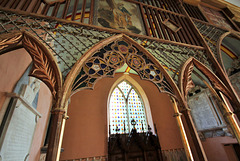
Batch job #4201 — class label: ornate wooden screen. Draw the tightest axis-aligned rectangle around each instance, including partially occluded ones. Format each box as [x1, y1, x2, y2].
[0, 0, 202, 46]
[183, 3, 207, 22]
[108, 127, 163, 161]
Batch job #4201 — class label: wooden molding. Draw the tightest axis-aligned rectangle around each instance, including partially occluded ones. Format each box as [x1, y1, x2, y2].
[0, 32, 23, 51]
[22, 32, 62, 99]
[183, 0, 201, 6]
[179, 57, 232, 101]
[162, 18, 182, 33]
[201, 0, 240, 23]
[43, 0, 65, 5]
[179, 59, 195, 99]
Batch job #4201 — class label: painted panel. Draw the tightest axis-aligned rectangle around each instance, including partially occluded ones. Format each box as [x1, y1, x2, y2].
[95, 0, 146, 35]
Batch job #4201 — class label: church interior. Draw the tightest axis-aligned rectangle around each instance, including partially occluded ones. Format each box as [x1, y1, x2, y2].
[0, 0, 240, 161]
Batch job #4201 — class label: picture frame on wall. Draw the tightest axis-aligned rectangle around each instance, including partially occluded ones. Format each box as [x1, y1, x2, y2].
[94, 0, 146, 35]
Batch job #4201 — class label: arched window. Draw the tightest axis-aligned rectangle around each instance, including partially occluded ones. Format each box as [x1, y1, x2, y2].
[109, 80, 148, 134]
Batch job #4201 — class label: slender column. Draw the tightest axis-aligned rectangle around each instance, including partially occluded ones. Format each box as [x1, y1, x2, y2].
[56, 116, 67, 160]
[219, 92, 240, 143]
[171, 97, 194, 161]
[46, 108, 66, 161]
[181, 108, 208, 161]
[194, 71, 240, 143]
[192, 70, 240, 143]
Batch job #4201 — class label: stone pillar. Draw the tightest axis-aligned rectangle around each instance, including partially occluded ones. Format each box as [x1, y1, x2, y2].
[45, 109, 65, 161]
[182, 109, 208, 161]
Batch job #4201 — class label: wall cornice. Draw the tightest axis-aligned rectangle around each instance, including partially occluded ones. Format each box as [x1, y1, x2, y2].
[184, 0, 240, 22]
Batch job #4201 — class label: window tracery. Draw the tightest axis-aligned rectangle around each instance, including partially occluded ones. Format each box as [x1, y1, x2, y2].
[109, 80, 147, 134]
[72, 38, 174, 97]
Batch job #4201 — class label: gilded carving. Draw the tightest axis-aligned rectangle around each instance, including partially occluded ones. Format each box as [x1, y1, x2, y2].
[180, 58, 232, 101]
[0, 32, 62, 99]
[22, 34, 58, 97]
[182, 62, 195, 98]
[0, 33, 22, 51]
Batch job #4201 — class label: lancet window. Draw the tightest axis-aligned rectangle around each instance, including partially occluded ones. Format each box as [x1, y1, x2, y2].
[109, 80, 148, 134]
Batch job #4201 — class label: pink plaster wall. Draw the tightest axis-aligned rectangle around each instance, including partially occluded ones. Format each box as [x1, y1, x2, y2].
[0, 48, 52, 161]
[28, 82, 52, 161]
[202, 136, 238, 161]
[60, 73, 184, 160]
[0, 48, 32, 111]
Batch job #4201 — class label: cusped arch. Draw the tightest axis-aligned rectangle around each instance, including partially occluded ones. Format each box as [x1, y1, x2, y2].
[179, 57, 232, 101]
[216, 31, 240, 72]
[62, 34, 185, 110]
[0, 31, 62, 99]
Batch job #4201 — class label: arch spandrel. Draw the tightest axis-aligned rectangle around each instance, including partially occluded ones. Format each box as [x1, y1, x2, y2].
[62, 34, 186, 110]
[0, 31, 62, 100]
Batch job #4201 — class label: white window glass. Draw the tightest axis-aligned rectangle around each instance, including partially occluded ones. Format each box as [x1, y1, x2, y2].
[109, 81, 147, 134]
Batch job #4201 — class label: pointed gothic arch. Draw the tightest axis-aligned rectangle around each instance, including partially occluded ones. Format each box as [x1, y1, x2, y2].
[0, 31, 62, 100]
[61, 34, 186, 111]
[107, 74, 155, 135]
[0, 31, 63, 161]
[179, 57, 232, 101]
[179, 57, 240, 145]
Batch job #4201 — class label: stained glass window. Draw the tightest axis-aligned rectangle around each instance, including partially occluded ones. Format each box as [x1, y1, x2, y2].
[109, 81, 148, 134]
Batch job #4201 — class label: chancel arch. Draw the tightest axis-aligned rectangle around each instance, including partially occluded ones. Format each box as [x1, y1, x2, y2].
[59, 34, 195, 160]
[60, 72, 191, 160]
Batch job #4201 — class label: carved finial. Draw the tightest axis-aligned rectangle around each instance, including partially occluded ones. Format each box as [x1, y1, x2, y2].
[148, 125, 151, 132]
[115, 125, 120, 134]
[131, 119, 136, 130]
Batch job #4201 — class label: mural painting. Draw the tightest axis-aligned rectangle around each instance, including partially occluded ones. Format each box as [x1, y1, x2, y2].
[95, 0, 145, 34]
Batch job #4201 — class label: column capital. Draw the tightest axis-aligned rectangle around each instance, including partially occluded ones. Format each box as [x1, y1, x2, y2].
[173, 113, 182, 117]
[181, 108, 191, 114]
[224, 111, 233, 117]
[51, 108, 66, 113]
